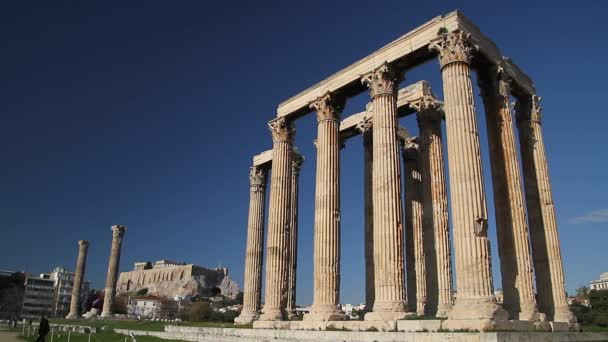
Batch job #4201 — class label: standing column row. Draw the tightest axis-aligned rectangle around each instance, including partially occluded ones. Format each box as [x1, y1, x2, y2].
[415, 97, 453, 318]
[357, 117, 375, 312]
[479, 67, 539, 321]
[430, 32, 507, 327]
[516, 95, 574, 323]
[235, 166, 268, 324]
[362, 63, 409, 321]
[286, 153, 304, 318]
[305, 93, 346, 321]
[66, 240, 89, 319]
[101, 225, 127, 318]
[402, 138, 427, 316]
[260, 118, 294, 321]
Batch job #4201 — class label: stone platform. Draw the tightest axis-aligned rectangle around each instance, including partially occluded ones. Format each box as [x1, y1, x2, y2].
[116, 326, 608, 342]
[253, 319, 569, 333]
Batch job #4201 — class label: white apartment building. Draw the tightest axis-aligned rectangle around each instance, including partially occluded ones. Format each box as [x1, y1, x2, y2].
[590, 272, 608, 291]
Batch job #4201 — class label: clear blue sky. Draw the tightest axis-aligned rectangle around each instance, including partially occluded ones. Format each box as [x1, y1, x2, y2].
[1, 1, 607, 306]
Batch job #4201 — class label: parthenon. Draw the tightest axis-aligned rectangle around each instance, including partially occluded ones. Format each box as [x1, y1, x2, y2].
[235, 10, 575, 332]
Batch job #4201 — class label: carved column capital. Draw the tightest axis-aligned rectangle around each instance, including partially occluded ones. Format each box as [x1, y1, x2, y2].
[249, 166, 267, 191]
[310, 92, 344, 123]
[268, 117, 295, 143]
[111, 225, 126, 239]
[78, 240, 90, 249]
[413, 96, 443, 124]
[515, 95, 543, 124]
[361, 62, 403, 99]
[401, 137, 419, 160]
[429, 31, 477, 69]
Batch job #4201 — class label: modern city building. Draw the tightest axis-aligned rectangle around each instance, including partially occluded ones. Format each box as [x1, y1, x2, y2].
[589, 272, 608, 291]
[21, 274, 54, 319]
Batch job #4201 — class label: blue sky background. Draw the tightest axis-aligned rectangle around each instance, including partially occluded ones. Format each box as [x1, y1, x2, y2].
[1, 1, 607, 306]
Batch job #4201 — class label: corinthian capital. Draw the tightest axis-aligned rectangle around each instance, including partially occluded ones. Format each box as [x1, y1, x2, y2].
[78, 240, 90, 249]
[361, 62, 403, 99]
[268, 117, 295, 143]
[401, 137, 419, 160]
[356, 116, 373, 134]
[412, 96, 443, 124]
[531, 95, 543, 122]
[310, 92, 344, 122]
[429, 31, 477, 69]
[514, 94, 542, 124]
[249, 166, 267, 190]
[111, 225, 127, 239]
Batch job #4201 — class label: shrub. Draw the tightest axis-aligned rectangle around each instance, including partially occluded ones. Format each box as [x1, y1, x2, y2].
[189, 301, 212, 321]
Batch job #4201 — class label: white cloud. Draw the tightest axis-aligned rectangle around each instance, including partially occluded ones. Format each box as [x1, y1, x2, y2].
[569, 209, 608, 224]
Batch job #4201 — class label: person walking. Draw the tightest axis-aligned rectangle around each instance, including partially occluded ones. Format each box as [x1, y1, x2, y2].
[35, 316, 50, 342]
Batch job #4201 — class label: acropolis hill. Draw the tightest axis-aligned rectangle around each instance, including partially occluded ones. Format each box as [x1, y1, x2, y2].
[116, 259, 240, 300]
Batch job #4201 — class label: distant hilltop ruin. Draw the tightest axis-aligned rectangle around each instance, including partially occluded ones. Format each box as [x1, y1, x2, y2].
[117, 259, 240, 300]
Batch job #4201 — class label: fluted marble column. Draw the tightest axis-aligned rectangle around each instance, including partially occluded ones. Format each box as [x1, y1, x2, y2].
[305, 93, 346, 321]
[101, 225, 126, 318]
[415, 97, 453, 318]
[402, 138, 426, 316]
[260, 117, 294, 321]
[286, 153, 303, 319]
[66, 240, 89, 319]
[357, 117, 375, 312]
[362, 63, 408, 321]
[429, 32, 506, 325]
[479, 68, 539, 321]
[515, 95, 574, 323]
[235, 166, 268, 324]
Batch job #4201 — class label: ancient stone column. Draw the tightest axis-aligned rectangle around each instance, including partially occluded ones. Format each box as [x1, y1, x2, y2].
[100, 225, 126, 318]
[235, 166, 268, 324]
[304, 93, 346, 321]
[362, 63, 408, 321]
[259, 117, 294, 321]
[478, 67, 539, 321]
[515, 95, 574, 323]
[402, 138, 427, 316]
[415, 97, 453, 318]
[286, 153, 303, 319]
[356, 116, 374, 312]
[429, 32, 506, 327]
[66, 240, 89, 319]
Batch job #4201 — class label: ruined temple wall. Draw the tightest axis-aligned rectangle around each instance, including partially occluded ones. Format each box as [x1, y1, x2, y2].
[117, 265, 229, 293]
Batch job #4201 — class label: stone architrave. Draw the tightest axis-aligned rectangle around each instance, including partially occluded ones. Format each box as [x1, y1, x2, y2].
[66, 240, 89, 319]
[401, 138, 426, 317]
[414, 96, 453, 318]
[259, 117, 294, 321]
[100, 225, 126, 318]
[515, 95, 575, 323]
[356, 117, 374, 312]
[304, 93, 346, 321]
[235, 166, 268, 324]
[286, 153, 303, 319]
[479, 67, 539, 321]
[429, 32, 507, 328]
[361, 63, 408, 321]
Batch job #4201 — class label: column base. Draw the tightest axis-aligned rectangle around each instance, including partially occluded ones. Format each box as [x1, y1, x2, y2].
[258, 307, 285, 321]
[447, 298, 508, 321]
[99, 312, 112, 319]
[234, 311, 260, 324]
[65, 313, 78, 319]
[435, 303, 452, 318]
[553, 307, 577, 323]
[286, 310, 299, 320]
[303, 306, 346, 322]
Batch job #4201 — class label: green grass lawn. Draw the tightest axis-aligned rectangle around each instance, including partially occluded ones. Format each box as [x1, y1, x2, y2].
[47, 318, 251, 331]
[18, 331, 186, 342]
